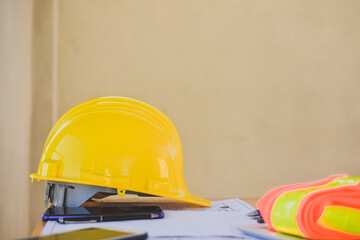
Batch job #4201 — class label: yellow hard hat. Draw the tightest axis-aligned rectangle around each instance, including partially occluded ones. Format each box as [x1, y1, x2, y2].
[30, 96, 210, 207]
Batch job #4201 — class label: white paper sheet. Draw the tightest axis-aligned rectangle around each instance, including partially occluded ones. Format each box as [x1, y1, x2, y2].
[41, 198, 258, 239]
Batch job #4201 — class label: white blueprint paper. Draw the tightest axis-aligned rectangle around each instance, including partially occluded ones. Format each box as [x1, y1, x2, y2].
[41, 198, 258, 239]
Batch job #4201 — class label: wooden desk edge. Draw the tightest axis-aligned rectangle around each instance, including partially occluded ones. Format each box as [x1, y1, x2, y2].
[31, 197, 258, 237]
[32, 221, 46, 237]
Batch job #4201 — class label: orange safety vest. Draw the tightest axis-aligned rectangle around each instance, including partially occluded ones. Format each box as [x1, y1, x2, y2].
[257, 174, 360, 239]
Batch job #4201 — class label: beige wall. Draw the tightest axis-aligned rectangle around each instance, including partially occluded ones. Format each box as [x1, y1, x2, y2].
[0, 0, 32, 238]
[30, 0, 56, 234]
[56, 0, 360, 198]
[1, 0, 360, 238]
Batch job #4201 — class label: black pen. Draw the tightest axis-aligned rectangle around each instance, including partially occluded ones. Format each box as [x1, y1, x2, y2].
[57, 213, 164, 224]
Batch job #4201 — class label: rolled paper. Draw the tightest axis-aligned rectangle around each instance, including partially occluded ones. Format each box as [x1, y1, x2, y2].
[257, 175, 360, 239]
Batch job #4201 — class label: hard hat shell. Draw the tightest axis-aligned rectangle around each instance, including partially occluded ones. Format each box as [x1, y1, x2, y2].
[30, 96, 210, 207]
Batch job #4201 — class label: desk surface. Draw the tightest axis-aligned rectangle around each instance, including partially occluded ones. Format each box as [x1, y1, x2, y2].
[31, 197, 258, 237]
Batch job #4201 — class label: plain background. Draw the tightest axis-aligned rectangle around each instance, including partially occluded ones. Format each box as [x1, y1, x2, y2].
[1, 0, 360, 238]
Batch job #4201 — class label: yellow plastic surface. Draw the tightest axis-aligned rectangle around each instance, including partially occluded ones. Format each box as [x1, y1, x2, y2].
[30, 96, 210, 207]
[318, 206, 360, 235]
